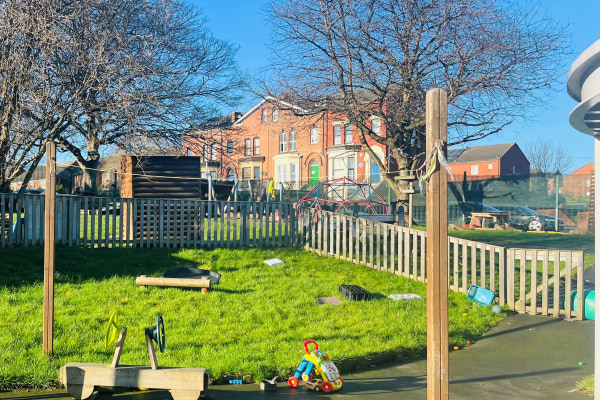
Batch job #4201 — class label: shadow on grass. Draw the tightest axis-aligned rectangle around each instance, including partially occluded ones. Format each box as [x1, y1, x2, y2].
[1, 246, 189, 288]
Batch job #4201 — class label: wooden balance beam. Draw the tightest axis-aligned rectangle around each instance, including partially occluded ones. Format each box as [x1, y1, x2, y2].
[60, 363, 209, 400]
[60, 327, 209, 400]
[135, 275, 211, 294]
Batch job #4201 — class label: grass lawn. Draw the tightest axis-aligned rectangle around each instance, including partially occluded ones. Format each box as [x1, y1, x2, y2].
[0, 245, 503, 389]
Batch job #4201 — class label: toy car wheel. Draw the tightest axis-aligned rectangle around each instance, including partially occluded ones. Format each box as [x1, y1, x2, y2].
[322, 381, 333, 393]
[288, 377, 299, 388]
[314, 385, 320, 392]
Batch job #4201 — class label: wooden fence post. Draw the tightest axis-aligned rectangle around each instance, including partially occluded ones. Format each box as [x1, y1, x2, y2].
[426, 88, 449, 400]
[43, 141, 56, 355]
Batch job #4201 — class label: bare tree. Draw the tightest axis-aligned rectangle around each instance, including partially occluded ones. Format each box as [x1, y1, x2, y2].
[0, 0, 245, 194]
[265, 0, 569, 203]
[0, 0, 70, 193]
[45, 0, 245, 194]
[525, 140, 573, 175]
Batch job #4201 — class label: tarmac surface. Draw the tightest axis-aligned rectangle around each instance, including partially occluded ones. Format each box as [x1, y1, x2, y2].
[0, 312, 595, 400]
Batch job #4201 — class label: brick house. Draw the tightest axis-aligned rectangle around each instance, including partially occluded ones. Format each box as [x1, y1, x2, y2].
[447, 142, 530, 181]
[563, 162, 593, 198]
[183, 96, 387, 187]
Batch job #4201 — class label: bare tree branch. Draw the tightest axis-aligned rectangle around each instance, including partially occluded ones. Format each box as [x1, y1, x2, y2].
[264, 0, 569, 201]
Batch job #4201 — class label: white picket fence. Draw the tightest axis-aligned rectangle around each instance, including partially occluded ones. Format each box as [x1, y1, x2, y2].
[300, 208, 588, 320]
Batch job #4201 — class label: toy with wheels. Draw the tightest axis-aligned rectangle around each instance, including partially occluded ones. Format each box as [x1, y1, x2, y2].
[288, 339, 343, 393]
[60, 312, 209, 400]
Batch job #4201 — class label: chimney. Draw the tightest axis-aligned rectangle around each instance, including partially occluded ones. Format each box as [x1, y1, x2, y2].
[231, 111, 239, 123]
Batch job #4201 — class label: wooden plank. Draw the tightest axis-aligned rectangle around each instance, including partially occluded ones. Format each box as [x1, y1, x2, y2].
[136, 275, 211, 291]
[368, 220, 374, 267]
[43, 142, 56, 355]
[159, 199, 165, 248]
[563, 254, 572, 318]
[98, 197, 104, 247]
[425, 88, 449, 400]
[480, 245, 487, 289]
[111, 198, 117, 248]
[390, 226, 396, 274]
[220, 202, 225, 247]
[111, 328, 127, 368]
[519, 250, 527, 312]
[60, 363, 208, 399]
[452, 240, 459, 292]
[506, 249, 515, 310]
[530, 250, 538, 314]
[541, 251, 549, 316]
[471, 245, 477, 287]
[490, 248, 497, 296]
[576, 255, 584, 320]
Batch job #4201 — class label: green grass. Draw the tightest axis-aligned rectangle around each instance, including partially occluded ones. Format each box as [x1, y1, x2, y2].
[575, 375, 594, 397]
[447, 229, 594, 251]
[0, 246, 503, 389]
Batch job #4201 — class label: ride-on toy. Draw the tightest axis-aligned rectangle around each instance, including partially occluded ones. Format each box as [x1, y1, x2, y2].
[288, 339, 343, 393]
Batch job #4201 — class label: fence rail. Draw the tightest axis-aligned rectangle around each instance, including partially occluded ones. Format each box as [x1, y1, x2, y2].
[300, 208, 588, 320]
[1, 194, 589, 320]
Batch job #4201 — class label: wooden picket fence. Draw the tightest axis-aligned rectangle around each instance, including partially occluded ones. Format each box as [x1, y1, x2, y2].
[1, 194, 297, 249]
[300, 208, 588, 320]
[1, 194, 589, 320]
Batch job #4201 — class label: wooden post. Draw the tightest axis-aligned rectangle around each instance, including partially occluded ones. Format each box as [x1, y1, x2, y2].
[425, 88, 449, 400]
[43, 141, 57, 355]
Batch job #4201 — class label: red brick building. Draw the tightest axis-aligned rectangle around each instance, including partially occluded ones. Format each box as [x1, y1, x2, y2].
[183, 97, 387, 187]
[563, 162, 593, 198]
[447, 142, 530, 181]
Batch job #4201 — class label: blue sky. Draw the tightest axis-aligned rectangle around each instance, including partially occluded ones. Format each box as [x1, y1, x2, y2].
[194, 0, 600, 172]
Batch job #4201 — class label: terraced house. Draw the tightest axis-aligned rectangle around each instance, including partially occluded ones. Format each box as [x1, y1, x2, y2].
[183, 96, 388, 187]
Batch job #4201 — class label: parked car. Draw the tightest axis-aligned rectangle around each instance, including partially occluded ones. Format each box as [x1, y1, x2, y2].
[492, 205, 563, 232]
[413, 201, 506, 226]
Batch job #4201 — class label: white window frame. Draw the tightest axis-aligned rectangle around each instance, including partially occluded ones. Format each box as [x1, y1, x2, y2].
[471, 165, 479, 175]
[279, 131, 287, 153]
[289, 130, 297, 152]
[310, 127, 318, 144]
[253, 138, 260, 155]
[261, 109, 267, 123]
[348, 156, 356, 179]
[272, 107, 278, 121]
[277, 164, 287, 183]
[245, 139, 251, 156]
[345, 123, 353, 144]
[333, 124, 342, 145]
[372, 117, 381, 134]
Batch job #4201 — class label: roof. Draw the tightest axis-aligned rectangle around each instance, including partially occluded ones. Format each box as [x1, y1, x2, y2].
[233, 96, 312, 126]
[448, 143, 519, 164]
[14, 161, 80, 182]
[569, 162, 594, 175]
